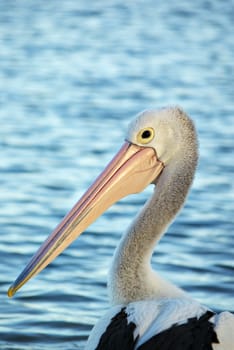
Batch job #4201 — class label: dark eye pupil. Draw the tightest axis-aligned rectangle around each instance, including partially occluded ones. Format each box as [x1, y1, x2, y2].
[142, 130, 151, 139]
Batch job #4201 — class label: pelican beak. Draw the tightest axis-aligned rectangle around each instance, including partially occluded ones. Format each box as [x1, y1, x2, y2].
[8, 141, 164, 297]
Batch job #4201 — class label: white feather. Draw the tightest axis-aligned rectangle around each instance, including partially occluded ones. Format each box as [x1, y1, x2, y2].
[86, 297, 212, 350]
[212, 312, 234, 350]
[129, 298, 208, 347]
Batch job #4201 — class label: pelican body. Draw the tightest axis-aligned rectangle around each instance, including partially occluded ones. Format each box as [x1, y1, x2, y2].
[8, 107, 234, 349]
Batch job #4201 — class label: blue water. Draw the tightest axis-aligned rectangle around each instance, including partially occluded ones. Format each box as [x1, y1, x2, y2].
[0, 1, 233, 349]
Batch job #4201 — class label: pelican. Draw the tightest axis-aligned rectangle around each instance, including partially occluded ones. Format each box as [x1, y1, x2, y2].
[8, 107, 233, 349]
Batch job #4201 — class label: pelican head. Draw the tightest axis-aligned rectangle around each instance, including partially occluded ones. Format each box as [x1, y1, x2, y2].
[8, 106, 196, 297]
[127, 107, 197, 167]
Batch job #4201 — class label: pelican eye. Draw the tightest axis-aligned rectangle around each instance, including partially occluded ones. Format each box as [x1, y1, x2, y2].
[137, 127, 155, 144]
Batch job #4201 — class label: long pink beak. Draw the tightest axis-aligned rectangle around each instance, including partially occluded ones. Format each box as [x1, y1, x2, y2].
[8, 141, 164, 297]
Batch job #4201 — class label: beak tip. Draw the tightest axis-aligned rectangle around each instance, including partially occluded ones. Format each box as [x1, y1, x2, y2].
[7, 285, 16, 298]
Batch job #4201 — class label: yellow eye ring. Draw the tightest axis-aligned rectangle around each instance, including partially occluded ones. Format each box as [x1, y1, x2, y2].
[137, 127, 155, 144]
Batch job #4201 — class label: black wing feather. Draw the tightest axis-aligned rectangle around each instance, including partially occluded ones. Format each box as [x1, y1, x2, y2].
[95, 307, 138, 350]
[138, 310, 219, 350]
[95, 309, 219, 350]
